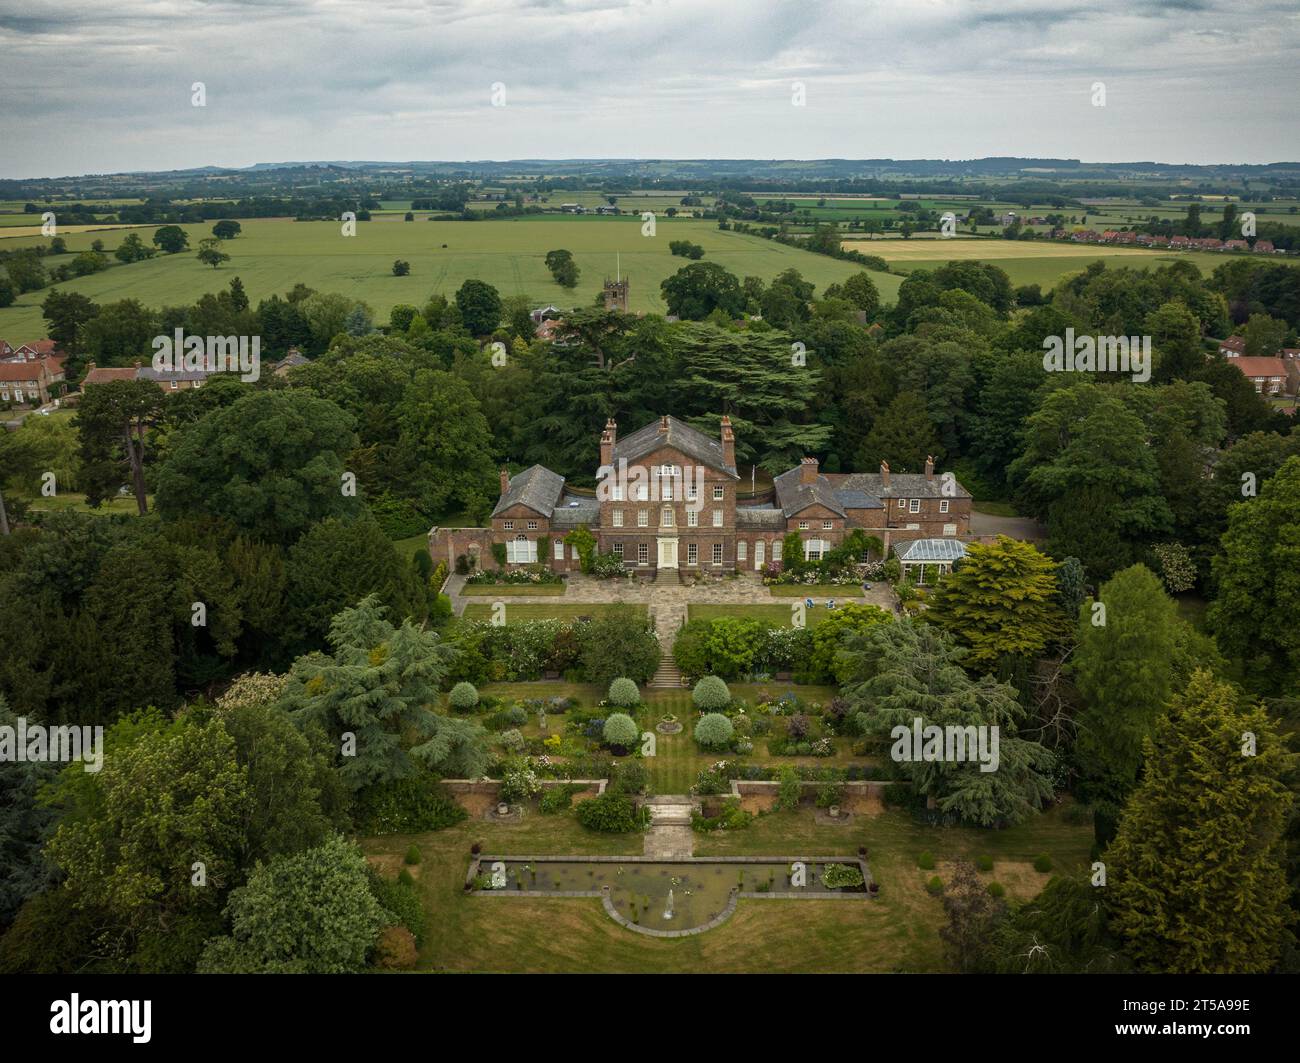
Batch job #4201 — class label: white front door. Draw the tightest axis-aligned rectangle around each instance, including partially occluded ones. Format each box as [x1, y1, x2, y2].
[657, 538, 678, 568]
[754, 540, 765, 570]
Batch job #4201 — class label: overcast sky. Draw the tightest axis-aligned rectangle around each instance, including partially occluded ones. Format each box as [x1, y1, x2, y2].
[1, 0, 1297, 178]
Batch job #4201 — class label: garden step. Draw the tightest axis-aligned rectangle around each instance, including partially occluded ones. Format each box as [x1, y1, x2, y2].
[649, 660, 686, 688]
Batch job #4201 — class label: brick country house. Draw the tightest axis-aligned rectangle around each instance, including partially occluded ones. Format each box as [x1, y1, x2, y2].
[430, 415, 972, 575]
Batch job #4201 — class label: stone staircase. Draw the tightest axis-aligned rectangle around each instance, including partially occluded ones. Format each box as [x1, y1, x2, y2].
[654, 567, 681, 586]
[642, 796, 697, 857]
[649, 657, 685, 689]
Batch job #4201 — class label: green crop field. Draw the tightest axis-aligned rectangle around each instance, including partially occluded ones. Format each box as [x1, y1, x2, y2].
[0, 216, 900, 339]
[841, 236, 1290, 289]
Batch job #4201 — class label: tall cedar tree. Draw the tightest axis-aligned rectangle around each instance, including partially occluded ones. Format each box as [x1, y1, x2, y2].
[1072, 565, 1179, 803]
[1107, 670, 1293, 973]
[1209, 455, 1300, 693]
[925, 536, 1066, 674]
[73, 378, 163, 514]
[276, 595, 488, 790]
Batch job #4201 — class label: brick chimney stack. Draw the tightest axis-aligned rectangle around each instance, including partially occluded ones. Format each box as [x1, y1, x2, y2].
[925, 455, 935, 482]
[880, 460, 890, 488]
[600, 418, 616, 467]
[800, 456, 819, 484]
[658, 415, 669, 434]
[720, 415, 735, 469]
[499, 467, 510, 495]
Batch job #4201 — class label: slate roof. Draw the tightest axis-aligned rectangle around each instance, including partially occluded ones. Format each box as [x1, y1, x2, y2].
[138, 366, 216, 383]
[549, 494, 600, 527]
[612, 415, 738, 478]
[773, 465, 845, 518]
[830, 471, 971, 500]
[491, 464, 566, 518]
[833, 488, 882, 511]
[735, 506, 785, 529]
[893, 538, 968, 562]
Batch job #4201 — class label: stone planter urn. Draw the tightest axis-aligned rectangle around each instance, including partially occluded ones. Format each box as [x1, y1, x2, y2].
[497, 802, 510, 817]
[829, 805, 840, 818]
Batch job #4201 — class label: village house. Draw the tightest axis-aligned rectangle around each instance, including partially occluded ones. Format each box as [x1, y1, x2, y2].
[1218, 337, 1289, 395]
[430, 415, 972, 576]
[0, 339, 66, 406]
[81, 360, 213, 393]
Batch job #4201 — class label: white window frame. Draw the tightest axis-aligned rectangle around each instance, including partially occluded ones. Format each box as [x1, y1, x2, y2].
[712, 509, 723, 528]
[897, 498, 906, 509]
[909, 498, 921, 514]
[687, 542, 698, 566]
[798, 520, 809, 530]
[612, 510, 623, 527]
[822, 520, 833, 530]
[773, 541, 783, 561]
[712, 485, 724, 501]
[635, 484, 648, 501]
[505, 535, 537, 564]
[686, 483, 697, 501]
[554, 540, 565, 560]
[503, 520, 514, 531]
[637, 510, 648, 528]
[712, 543, 723, 565]
[939, 499, 949, 514]
[687, 509, 698, 528]
[638, 543, 649, 565]
[737, 541, 748, 562]
[527, 520, 538, 530]
[661, 506, 674, 528]
[612, 484, 625, 501]
[613, 542, 624, 559]
[943, 523, 957, 536]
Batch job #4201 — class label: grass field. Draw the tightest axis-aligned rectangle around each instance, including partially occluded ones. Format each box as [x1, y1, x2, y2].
[688, 602, 840, 626]
[359, 796, 1092, 972]
[459, 583, 566, 596]
[460, 602, 645, 622]
[842, 236, 1293, 289]
[0, 216, 902, 338]
[766, 584, 866, 597]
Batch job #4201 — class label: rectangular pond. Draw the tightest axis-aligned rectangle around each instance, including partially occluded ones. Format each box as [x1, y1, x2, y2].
[468, 856, 872, 936]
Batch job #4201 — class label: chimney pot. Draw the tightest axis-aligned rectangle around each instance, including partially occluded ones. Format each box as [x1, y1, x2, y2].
[720, 415, 736, 468]
[925, 455, 935, 481]
[659, 415, 668, 433]
[880, 460, 890, 488]
[499, 467, 510, 495]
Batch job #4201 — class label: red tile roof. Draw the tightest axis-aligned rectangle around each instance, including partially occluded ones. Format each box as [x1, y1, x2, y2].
[1229, 357, 1287, 378]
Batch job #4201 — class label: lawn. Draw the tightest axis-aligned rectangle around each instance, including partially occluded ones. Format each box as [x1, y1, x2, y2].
[0, 216, 903, 338]
[459, 583, 566, 596]
[460, 602, 645, 622]
[766, 584, 866, 597]
[688, 602, 840, 626]
[840, 237, 1284, 289]
[359, 798, 1093, 973]
[22, 491, 150, 516]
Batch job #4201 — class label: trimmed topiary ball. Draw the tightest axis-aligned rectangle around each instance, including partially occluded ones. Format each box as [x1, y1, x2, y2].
[607, 677, 640, 708]
[692, 675, 731, 711]
[603, 712, 639, 749]
[449, 682, 479, 711]
[917, 851, 935, 870]
[694, 712, 735, 750]
[1033, 853, 1053, 873]
[926, 875, 944, 895]
[975, 855, 993, 872]
[987, 882, 1006, 898]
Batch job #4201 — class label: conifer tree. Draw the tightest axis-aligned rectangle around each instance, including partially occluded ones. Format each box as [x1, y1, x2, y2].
[1108, 670, 1293, 973]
